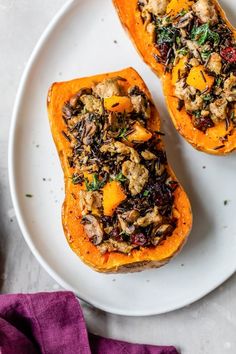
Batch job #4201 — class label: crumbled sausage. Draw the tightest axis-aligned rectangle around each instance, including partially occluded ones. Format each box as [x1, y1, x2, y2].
[93, 78, 121, 98]
[186, 41, 201, 59]
[209, 97, 228, 122]
[130, 95, 151, 118]
[80, 95, 103, 114]
[175, 78, 196, 100]
[143, 0, 169, 16]
[224, 74, 236, 102]
[185, 96, 203, 112]
[207, 53, 222, 75]
[192, 0, 218, 25]
[122, 160, 149, 195]
[100, 141, 140, 163]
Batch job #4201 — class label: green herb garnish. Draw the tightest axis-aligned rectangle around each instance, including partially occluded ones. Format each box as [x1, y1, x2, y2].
[176, 36, 181, 46]
[25, 194, 33, 198]
[117, 127, 128, 139]
[156, 26, 179, 45]
[193, 110, 202, 119]
[203, 94, 213, 102]
[191, 24, 219, 46]
[143, 190, 149, 197]
[85, 174, 105, 191]
[177, 48, 188, 56]
[179, 9, 187, 16]
[216, 76, 222, 87]
[114, 172, 126, 182]
[201, 50, 211, 61]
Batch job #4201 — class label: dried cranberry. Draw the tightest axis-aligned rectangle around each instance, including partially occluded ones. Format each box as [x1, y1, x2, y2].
[193, 115, 214, 132]
[220, 47, 236, 63]
[131, 233, 147, 246]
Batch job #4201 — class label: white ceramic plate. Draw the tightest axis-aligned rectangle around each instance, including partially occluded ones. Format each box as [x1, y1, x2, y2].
[9, 0, 236, 316]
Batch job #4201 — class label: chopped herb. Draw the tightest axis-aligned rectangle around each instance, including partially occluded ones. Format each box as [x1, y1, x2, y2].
[176, 36, 181, 46]
[202, 166, 206, 169]
[193, 110, 202, 119]
[191, 24, 219, 46]
[179, 9, 187, 16]
[177, 48, 188, 56]
[85, 174, 105, 191]
[25, 194, 33, 198]
[156, 26, 179, 45]
[114, 172, 126, 182]
[203, 93, 213, 102]
[215, 76, 222, 86]
[143, 190, 149, 197]
[209, 31, 220, 46]
[191, 24, 208, 44]
[201, 50, 211, 61]
[224, 200, 229, 206]
[117, 127, 128, 139]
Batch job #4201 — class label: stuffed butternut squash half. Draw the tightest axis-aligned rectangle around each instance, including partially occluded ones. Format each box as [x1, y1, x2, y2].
[47, 67, 192, 273]
[113, 0, 236, 154]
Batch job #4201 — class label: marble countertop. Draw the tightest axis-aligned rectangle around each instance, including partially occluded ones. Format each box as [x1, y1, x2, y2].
[0, 1, 235, 353]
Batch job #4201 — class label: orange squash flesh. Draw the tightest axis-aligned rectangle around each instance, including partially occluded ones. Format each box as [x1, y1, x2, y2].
[104, 95, 133, 113]
[47, 67, 192, 273]
[113, 0, 236, 155]
[127, 121, 152, 142]
[103, 181, 127, 216]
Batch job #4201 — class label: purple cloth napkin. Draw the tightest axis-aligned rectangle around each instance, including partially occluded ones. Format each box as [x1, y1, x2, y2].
[0, 291, 179, 354]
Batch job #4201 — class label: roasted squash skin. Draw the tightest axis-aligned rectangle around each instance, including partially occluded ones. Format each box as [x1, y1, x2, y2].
[47, 67, 192, 273]
[113, 0, 236, 155]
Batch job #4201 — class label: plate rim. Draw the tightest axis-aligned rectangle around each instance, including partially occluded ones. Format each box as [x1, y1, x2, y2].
[8, 0, 236, 316]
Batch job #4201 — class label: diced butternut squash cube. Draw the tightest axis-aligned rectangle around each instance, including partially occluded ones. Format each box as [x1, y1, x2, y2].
[172, 57, 188, 85]
[103, 181, 126, 216]
[127, 121, 152, 142]
[186, 65, 214, 91]
[104, 96, 133, 113]
[83, 172, 93, 182]
[167, 0, 193, 16]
